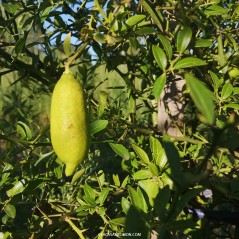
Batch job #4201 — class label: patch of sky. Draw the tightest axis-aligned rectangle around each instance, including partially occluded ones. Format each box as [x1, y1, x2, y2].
[43, 1, 98, 59]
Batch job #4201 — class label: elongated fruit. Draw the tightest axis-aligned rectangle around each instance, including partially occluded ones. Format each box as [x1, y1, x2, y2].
[50, 69, 89, 176]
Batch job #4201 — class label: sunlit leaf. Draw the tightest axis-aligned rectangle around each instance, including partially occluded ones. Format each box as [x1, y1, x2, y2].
[221, 82, 233, 99]
[152, 73, 166, 99]
[204, 5, 229, 16]
[194, 39, 212, 48]
[4, 204, 16, 219]
[90, 120, 108, 135]
[185, 73, 215, 125]
[109, 143, 130, 160]
[125, 14, 146, 27]
[16, 121, 32, 140]
[176, 27, 192, 53]
[158, 34, 173, 59]
[132, 144, 150, 164]
[152, 45, 167, 70]
[133, 170, 152, 180]
[63, 32, 71, 56]
[6, 180, 26, 197]
[174, 57, 207, 69]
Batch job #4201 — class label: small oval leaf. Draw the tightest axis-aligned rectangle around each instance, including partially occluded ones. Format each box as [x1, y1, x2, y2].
[132, 144, 150, 164]
[133, 170, 152, 180]
[109, 143, 130, 160]
[177, 27, 192, 54]
[174, 57, 207, 70]
[221, 82, 233, 100]
[16, 121, 32, 140]
[6, 180, 26, 197]
[125, 14, 146, 27]
[90, 120, 108, 135]
[152, 45, 167, 70]
[152, 73, 166, 99]
[194, 39, 212, 48]
[63, 32, 72, 56]
[158, 34, 173, 60]
[93, 33, 106, 43]
[4, 204, 16, 219]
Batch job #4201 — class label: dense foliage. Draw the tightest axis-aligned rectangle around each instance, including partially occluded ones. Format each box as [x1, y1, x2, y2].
[0, 0, 239, 238]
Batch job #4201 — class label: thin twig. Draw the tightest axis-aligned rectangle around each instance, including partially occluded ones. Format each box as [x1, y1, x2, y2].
[64, 42, 89, 71]
[65, 216, 87, 239]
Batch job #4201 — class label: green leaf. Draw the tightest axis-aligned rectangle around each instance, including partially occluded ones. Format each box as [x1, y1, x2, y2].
[83, 195, 97, 207]
[224, 33, 238, 51]
[148, 162, 159, 176]
[224, 103, 239, 110]
[125, 14, 146, 27]
[16, 121, 32, 140]
[71, 168, 85, 184]
[2, 3, 21, 14]
[176, 27, 192, 54]
[128, 186, 140, 207]
[152, 45, 167, 70]
[156, 149, 168, 169]
[142, 0, 163, 31]
[93, 33, 106, 43]
[63, 32, 71, 56]
[113, 174, 121, 187]
[6, 180, 26, 197]
[110, 217, 126, 226]
[40, 6, 52, 23]
[150, 136, 163, 161]
[185, 73, 215, 125]
[121, 176, 129, 188]
[136, 27, 156, 35]
[158, 34, 173, 60]
[152, 73, 166, 99]
[109, 143, 130, 160]
[84, 184, 95, 199]
[133, 170, 152, 180]
[132, 144, 150, 164]
[217, 35, 226, 67]
[221, 82, 233, 99]
[4, 204, 16, 219]
[209, 70, 222, 90]
[128, 186, 147, 212]
[90, 120, 108, 135]
[121, 197, 131, 214]
[98, 188, 110, 205]
[174, 57, 207, 69]
[136, 187, 148, 213]
[194, 39, 212, 48]
[15, 38, 26, 55]
[204, 5, 229, 16]
[139, 179, 159, 207]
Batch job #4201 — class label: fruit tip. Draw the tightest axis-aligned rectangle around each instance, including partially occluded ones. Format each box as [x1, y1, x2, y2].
[65, 164, 77, 177]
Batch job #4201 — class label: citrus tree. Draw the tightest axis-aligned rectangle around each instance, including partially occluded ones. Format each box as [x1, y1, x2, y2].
[0, 0, 239, 238]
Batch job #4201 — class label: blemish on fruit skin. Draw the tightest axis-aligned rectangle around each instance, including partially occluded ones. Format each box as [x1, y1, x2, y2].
[68, 124, 74, 129]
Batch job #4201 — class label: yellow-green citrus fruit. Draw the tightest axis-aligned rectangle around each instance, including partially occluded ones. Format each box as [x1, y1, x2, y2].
[229, 67, 239, 79]
[50, 69, 89, 176]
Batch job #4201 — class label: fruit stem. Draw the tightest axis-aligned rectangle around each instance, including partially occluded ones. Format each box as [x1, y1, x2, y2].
[65, 41, 88, 71]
